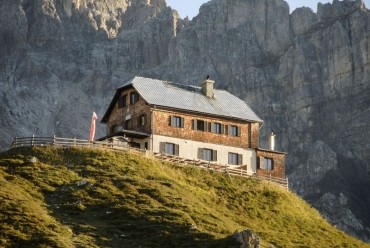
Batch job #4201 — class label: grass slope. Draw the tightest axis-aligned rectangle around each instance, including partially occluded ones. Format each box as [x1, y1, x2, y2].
[0, 147, 368, 248]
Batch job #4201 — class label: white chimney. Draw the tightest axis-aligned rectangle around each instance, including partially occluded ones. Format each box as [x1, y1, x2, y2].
[269, 131, 276, 151]
[201, 78, 215, 98]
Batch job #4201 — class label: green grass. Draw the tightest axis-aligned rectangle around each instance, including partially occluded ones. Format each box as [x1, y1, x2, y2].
[0, 146, 368, 248]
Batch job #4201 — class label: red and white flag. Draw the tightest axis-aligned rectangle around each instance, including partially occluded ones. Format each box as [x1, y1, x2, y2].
[89, 111, 98, 141]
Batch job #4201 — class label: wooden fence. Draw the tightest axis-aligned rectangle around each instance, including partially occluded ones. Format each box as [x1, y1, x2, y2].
[10, 135, 145, 155]
[10, 136, 288, 189]
[153, 153, 289, 189]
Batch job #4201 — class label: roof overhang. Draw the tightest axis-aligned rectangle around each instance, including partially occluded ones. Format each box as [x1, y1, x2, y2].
[256, 148, 287, 155]
[150, 105, 264, 124]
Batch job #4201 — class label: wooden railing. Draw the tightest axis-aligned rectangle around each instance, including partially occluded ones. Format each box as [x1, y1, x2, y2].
[10, 136, 288, 189]
[10, 135, 145, 155]
[153, 153, 289, 189]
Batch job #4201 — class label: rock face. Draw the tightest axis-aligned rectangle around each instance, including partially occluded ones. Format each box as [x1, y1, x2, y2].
[0, 0, 370, 242]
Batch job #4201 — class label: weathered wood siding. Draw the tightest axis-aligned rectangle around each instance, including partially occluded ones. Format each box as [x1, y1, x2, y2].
[256, 149, 285, 178]
[106, 88, 152, 134]
[152, 108, 256, 149]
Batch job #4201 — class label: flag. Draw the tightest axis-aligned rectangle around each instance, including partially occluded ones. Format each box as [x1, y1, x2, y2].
[89, 111, 98, 141]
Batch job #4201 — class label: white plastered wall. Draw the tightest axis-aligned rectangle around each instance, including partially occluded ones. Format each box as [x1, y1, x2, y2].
[152, 135, 257, 175]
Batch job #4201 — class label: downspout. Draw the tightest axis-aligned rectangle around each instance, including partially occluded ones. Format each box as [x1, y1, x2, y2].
[150, 105, 156, 152]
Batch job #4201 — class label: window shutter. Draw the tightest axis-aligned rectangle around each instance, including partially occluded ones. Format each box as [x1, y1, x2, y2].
[211, 123, 215, 133]
[207, 122, 211, 132]
[212, 150, 217, 161]
[238, 154, 243, 165]
[137, 116, 141, 127]
[256, 157, 260, 169]
[225, 125, 229, 135]
[221, 124, 225, 134]
[192, 120, 197, 130]
[198, 148, 203, 159]
[160, 142, 165, 154]
[180, 117, 185, 128]
[237, 126, 241, 136]
[169, 116, 173, 126]
[118, 96, 122, 108]
[175, 144, 179, 156]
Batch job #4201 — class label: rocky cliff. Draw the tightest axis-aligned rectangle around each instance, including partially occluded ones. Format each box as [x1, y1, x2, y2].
[0, 0, 369, 242]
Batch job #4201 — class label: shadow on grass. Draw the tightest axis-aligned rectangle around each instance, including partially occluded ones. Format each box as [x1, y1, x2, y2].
[43, 183, 239, 248]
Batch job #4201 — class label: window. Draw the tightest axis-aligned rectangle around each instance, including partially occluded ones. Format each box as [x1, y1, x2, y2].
[118, 95, 127, 108]
[264, 158, 273, 170]
[211, 122, 224, 134]
[170, 116, 184, 128]
[258, 157, 274, 170]
[197, 120, 205, 131]
[193, 120, 207, 131]
[230, 125, 241, 136]
[160, 142, 179, 156]
[198, 148, 217, 161]
[228, 153, 243, 165]
[138, 114, 146, 127]
[124, 119, 131, 130]
[110, 124, 118, 134]
[130, 92, 139, 104]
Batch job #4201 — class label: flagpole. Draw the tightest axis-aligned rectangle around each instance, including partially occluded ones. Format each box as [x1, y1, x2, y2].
[89, 112, 98, 142]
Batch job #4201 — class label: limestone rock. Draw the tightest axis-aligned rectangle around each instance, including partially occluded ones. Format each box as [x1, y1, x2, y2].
[289, 140, 338, 196]
[316, 192, 370, 242]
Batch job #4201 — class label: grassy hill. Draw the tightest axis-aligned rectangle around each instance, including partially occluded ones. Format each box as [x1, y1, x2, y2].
[0, 147, 368, 248]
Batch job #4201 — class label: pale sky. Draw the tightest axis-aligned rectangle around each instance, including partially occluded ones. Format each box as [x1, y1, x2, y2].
[166, 0, 370, 19]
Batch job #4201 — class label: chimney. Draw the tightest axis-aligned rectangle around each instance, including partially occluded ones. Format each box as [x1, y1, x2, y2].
[201, 75, 215, 98]
[269, 131, 276, 151]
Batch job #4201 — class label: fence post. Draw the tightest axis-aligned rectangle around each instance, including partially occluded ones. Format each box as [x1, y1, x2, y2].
[31, 134, 35, 146]
[286, 177, 289, 189]
[74, 137, 76, 147]
[270, 173, 272, 182]
[53, 135, 56, 145]
[14, 137, 17, 148]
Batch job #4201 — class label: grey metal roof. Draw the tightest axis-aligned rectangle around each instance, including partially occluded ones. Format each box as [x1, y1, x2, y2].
[129, 76, 263, 122]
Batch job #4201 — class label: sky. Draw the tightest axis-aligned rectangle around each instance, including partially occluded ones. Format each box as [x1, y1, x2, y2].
[166, 0, 370, 19]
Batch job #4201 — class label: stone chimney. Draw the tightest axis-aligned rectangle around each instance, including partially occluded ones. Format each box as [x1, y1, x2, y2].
[269, 131, 276, 151]
[201, 76, 215, 98]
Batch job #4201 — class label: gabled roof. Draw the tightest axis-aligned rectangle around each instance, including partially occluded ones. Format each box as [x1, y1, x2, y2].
[101, 76, 263, 123]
